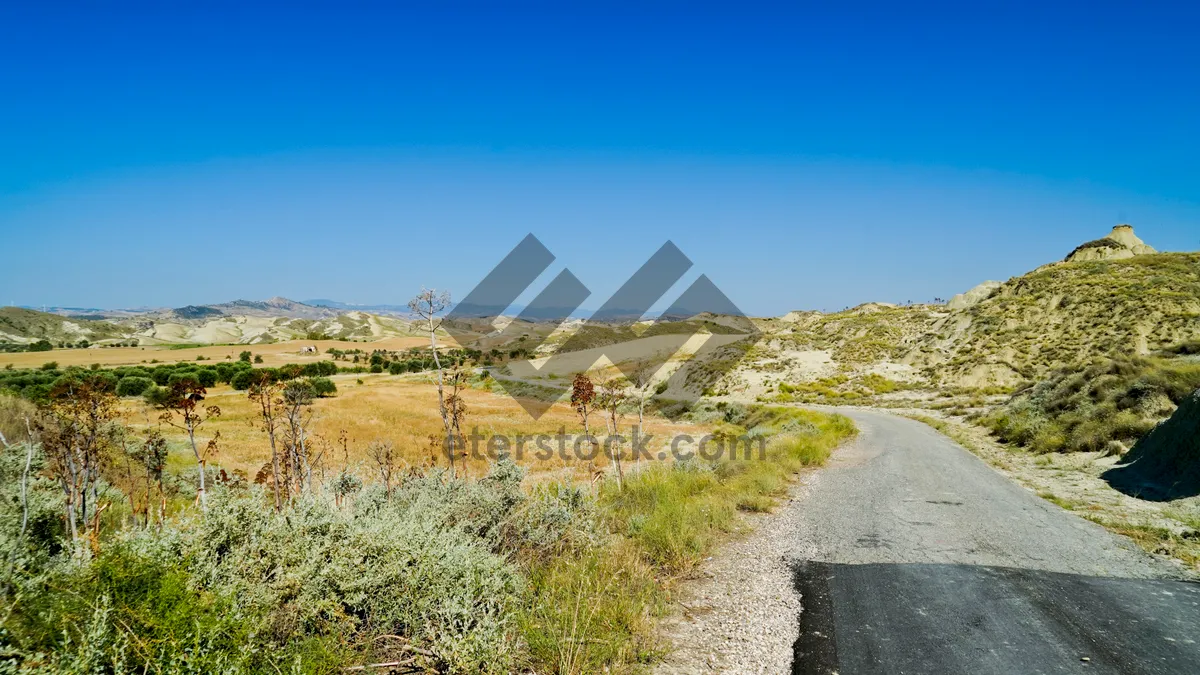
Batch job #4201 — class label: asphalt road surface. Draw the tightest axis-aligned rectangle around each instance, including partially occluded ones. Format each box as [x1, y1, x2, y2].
[791, 409, 1200, 675]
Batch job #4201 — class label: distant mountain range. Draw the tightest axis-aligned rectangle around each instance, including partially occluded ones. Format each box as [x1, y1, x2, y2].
[301, 299, 413, 315]
[19, 296, 665, 324]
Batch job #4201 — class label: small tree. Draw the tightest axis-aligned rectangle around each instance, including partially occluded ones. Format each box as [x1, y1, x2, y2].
[153, 380, 220, 511]
[571, 373, 596, 459]
[239, 351, 252, 363]
[408, 288, 455, 474]
[628, 359, 657, 436]
[0, 410, 37, 542]
[122, 428, 168, 528]
[37, 373, 121, 549]
[597, 377, 628, 489]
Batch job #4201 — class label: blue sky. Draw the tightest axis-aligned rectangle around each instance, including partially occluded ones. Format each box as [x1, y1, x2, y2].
[1, 1, 1197, 315]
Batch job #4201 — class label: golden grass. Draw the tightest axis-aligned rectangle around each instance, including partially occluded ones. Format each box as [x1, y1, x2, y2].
[125, 373, 710, 484]
[0, 337, 430, 370]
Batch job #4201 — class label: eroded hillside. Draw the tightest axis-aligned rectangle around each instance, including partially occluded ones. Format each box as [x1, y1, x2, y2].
[707, 227, 1200, 398]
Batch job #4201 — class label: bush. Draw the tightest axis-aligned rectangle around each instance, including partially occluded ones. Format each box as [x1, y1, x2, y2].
[307, 377, 337, 397]
[184, 487, 523, 672]
[195, 367, 218, 387]
[230, 369, 256, 391]
[27, 339, 53, 352]
[982, 356, 1200, 453]
[116, 376, 154, 397]
[0, 392, 37, 444]
[2, 540, 342, 674]
[40, 361, 57, 371]
[239, 351, 252, 362]
[142, 385, 171, 406]
[167, 370, 201, 387]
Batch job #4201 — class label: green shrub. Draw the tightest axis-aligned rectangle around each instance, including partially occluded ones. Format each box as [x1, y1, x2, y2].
[26, 340, 53, 352]
[982, 356, 1200, 453]
[230, 369, 256, 390]
[184, 486, 523, 672]
[115, 376, 153, 397]
[307, 376, 337, 397]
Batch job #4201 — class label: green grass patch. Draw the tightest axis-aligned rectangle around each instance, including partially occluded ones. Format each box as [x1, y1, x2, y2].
[600, 406, 855, 575]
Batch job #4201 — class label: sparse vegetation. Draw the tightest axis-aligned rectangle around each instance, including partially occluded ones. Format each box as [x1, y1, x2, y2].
[0, 362, 856, 673]
[978, 356, 1200, 453]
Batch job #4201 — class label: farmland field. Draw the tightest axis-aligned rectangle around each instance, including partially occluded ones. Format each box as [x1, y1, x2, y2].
[0, 337, 430, 369]
[125, 371, 713, 483]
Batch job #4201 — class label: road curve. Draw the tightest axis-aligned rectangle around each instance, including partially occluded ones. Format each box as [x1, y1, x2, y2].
[791, 408, 1200, 675]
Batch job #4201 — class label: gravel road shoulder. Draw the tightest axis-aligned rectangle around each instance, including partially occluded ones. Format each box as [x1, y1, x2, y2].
[654, 472, 823, 674]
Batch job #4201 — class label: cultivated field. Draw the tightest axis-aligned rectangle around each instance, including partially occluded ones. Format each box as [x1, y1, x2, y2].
[129, 372, 712, 484]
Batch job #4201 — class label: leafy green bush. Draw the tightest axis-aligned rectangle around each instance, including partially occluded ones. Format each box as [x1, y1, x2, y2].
[307, 376, 337, 397]
[115, 376, 153, 397]
[230, 369, 256, 390]
[27, 339, 52, 352]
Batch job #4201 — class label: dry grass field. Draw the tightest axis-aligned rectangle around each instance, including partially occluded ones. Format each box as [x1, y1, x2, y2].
[126, 371, 711, 484]
[0, 337, 431, 369]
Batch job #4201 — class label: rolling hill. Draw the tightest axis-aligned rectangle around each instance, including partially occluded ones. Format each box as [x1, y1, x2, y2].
[0, 298, 428, 347]
[711, 225, 1200, 398]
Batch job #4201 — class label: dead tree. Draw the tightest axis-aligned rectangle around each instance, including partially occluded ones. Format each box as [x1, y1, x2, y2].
[444, 363, 470, 472]
[281, 380, 316, 498]
[367, 440, 397, 499]
[247, 372, 285, 510]
[408, 288, 455, 475]
[153, 380, 220, 511]
[132, 429, 169, 528]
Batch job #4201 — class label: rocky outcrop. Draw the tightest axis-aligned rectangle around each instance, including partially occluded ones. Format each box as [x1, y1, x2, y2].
[1065, 224, 1157, 263]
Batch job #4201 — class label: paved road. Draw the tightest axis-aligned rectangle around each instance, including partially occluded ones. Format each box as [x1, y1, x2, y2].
[791, 409, 1200, 675]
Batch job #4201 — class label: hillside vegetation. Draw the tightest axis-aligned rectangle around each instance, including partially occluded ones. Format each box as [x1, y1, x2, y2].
[915, 253, 1200, 387]
[977, 355, 1200, 454]
[713, 247, 1200, 399]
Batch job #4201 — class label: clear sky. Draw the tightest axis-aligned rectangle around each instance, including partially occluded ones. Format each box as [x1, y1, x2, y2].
[1, 1, 1197, 316]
